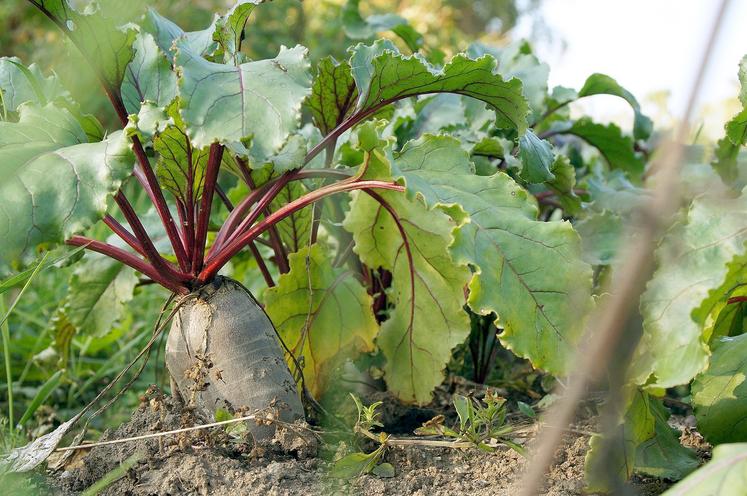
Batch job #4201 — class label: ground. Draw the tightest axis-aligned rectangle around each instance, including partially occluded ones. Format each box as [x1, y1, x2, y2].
[45, 381, 705, 495]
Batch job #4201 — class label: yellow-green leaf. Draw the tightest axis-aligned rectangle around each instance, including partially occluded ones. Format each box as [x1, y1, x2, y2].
[264, 244, 377, 396]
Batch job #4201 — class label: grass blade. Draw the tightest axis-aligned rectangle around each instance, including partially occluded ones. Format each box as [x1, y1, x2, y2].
[17, 370, 64, 427]
[1, 252, 50, 436]
[0, 247, 84, 296]
[80, 453, 141, 496]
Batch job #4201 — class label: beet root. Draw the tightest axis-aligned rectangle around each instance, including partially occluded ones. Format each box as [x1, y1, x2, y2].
[165, 277, 303, 440]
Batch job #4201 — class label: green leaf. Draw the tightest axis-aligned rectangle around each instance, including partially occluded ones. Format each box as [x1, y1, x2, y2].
[269, 181, 312, 253]
[372, 462, 395, 478]
[176, 43, 311, 158]
[0, 58, 102, 140]
[695, 250, 747, 345]
[266, 134, 308, 174]
[578, 73, 653, 140]
[633, 192, 747, 389]
[710, 300, 747, 341]
[51, 311, 75, 369]
[141, 9, 217, 61]
[31, 0, 140, 88]
[517, 401, 536, 418]
[342, 0, 423, 52]
[453, 394, 471, 430]
[635, 399, 699, 480]
[212, 1, 264, 64]
[390, 134, 592, 376]
[343, 144, 471, 403]
[308, 57, 357, 136]
[330, 450, 380, 479]
[547, 155, 582, 214]
[585, 391, 697, 492]
[586, 170, 647, 215]
[121, 32, 177, 114]
[662, 443, 747, 496]
[0, 57, 66, 114]
[131, 102, 211, 202]
[554, 117, 644, 176]
[712, 109, 747, 186]
[350, 40, 529, 134]
[692, 334, 747, 444]
[467, 41, 550, 115]
[413, 94, 469, 136]
[214, 407, 234, 423]
[518, 130, 555, 183]
[711, 55, 747, 186]
[575, 211, 623, 266]
[0, 104, 133, 273]
[585, 390, 654, 492]
[264, 244, 378, 397]
[60, 252, 138, 338]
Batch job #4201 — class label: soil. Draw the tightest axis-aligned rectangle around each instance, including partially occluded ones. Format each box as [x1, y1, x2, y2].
[46, 382, 704, 496]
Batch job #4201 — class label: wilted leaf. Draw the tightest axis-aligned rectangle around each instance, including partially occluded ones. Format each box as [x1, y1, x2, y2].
[264, 244, 378, 396]
[0, 418, 77, 472]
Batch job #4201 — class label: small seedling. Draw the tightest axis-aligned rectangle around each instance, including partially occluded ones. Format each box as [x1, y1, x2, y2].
[330, 394, 391, 479]
[416, 391, 525, 455]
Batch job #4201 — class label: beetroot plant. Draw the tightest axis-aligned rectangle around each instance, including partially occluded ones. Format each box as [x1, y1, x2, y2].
[0, 0, 663, 452]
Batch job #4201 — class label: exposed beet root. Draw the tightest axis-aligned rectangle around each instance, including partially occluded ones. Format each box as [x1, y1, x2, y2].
[166, 277, 303, 440]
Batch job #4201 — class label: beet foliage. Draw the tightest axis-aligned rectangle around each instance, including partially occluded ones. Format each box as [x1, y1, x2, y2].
[0, 0, 597, 407]
[4, 0, 719, 489]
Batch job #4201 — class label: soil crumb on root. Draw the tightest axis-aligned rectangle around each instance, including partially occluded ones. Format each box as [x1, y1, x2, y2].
[51, 390, 675, 496]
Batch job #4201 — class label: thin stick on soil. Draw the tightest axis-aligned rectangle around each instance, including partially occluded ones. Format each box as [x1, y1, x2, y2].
[517, 1, 731, 494]
[54, 414, 260, 452]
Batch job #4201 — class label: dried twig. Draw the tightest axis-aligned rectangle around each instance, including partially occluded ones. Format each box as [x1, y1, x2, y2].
[54, 414, 259, 452]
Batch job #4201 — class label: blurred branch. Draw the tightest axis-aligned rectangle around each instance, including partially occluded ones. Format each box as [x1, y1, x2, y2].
[517, 1, 732, 494]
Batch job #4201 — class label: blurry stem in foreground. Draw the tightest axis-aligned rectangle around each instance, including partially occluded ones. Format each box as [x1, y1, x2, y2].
[517, 1, 732, 494]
